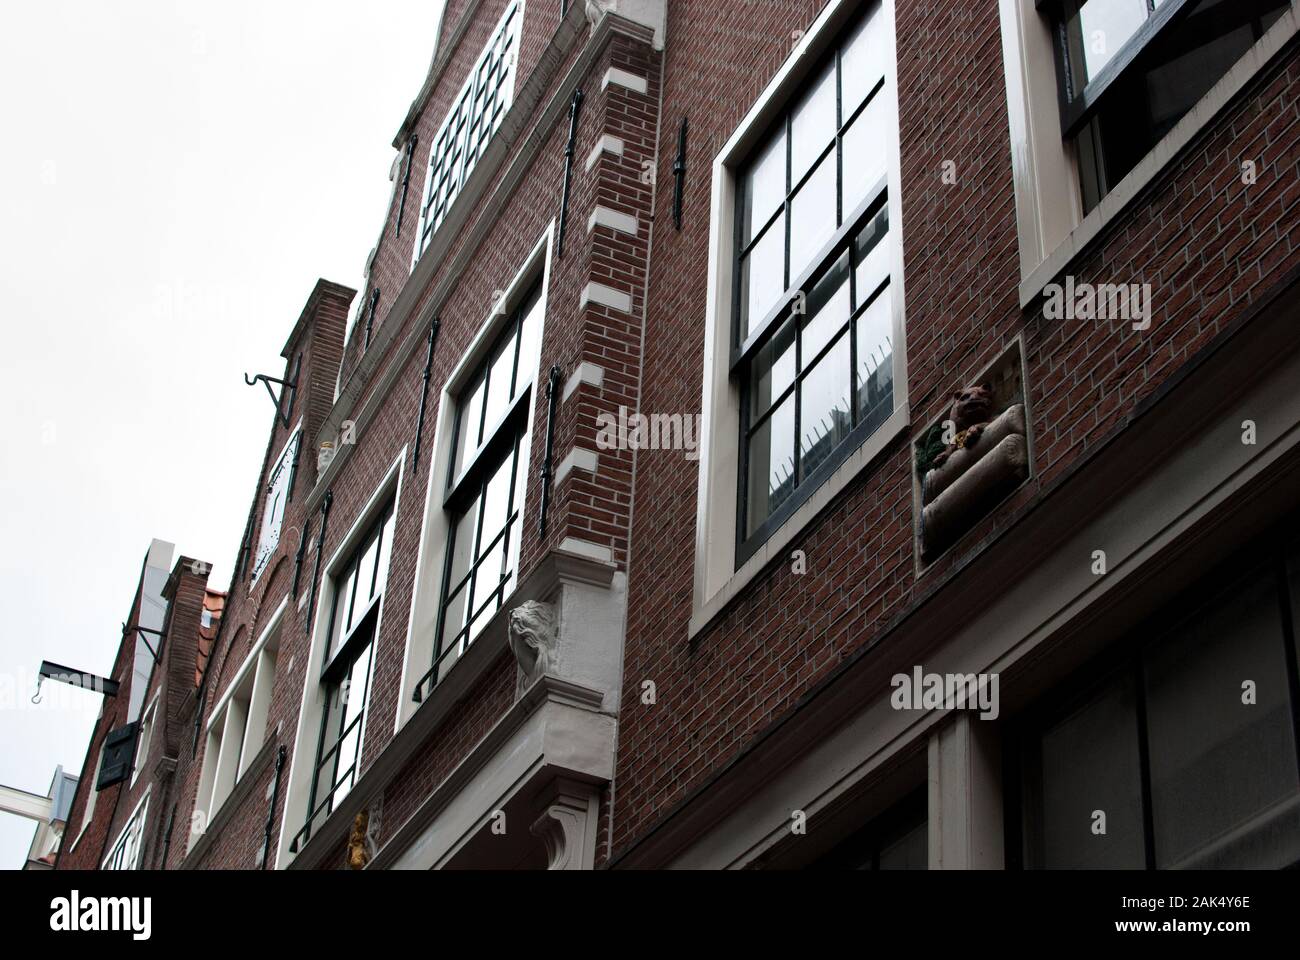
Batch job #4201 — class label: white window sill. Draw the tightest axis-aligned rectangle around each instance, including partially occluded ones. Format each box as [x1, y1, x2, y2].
[1018, 3, 1300, 308]
[689, 405, 910, 640]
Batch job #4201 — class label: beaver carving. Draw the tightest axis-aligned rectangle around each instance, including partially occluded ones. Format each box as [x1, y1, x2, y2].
[930, 383, 993, 469]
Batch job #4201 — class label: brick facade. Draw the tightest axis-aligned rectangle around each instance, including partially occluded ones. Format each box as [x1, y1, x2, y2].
[56, 0, 1300, 871]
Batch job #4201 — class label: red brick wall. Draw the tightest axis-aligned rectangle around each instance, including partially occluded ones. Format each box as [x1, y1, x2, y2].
[607, 0, 1300, 857]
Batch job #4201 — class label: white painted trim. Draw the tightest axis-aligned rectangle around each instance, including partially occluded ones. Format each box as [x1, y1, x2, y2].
[206, 596, 288, 730]
[587, 205, 639, 236]
[276, 449, 407, 869]
[585, 135, 625, 172]
[1001, 0, 1300, 306]
[554, 447, 599, 486]
[395, 223, 555, 735]
[579, 281, 633, 314]
[690, 0, 910, 637]
[129, 693, 159, 788]
[563, 361, 604, 402]
[557, 537, 613, 564]
[602, 67, 648, 95]
[102, 787, 150, 871]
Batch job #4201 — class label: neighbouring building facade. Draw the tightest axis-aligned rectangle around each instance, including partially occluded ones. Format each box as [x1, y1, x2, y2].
[56, 0, 1300, 870]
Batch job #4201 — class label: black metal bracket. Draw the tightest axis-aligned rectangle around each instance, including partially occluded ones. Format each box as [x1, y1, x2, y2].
[672, 117, 689, 230]
[306, 490, 333, 619]
[34, 660, 120, 701]
[123, 624, 166, 664]
[363, 288, 382, 349]
[538, 365, 563, 538]
[556, 89, 584, 258]
[394, 134, 420, 238]
[291, 518, 311, 599]
[244, 353, 301, 430]
[261, 745, 287, 869]
[412, 317, 441, 468]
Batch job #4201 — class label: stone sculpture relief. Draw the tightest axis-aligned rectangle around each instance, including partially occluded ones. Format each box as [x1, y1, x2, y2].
[508, 600, 559, 693]
[917, 368, 1029, 561]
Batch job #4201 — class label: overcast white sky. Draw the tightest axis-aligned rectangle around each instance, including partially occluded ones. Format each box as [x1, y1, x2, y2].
[0, 0, 440, 869]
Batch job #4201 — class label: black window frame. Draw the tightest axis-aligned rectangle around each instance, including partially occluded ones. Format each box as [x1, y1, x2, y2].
[300, 499, 394, 846]
[731, 1, 896, 566]
[415, 282, 541, 702]
[1007, 522, 1300, 869]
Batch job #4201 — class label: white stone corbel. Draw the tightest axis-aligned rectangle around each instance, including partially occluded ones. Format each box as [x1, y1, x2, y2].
[530, 778, 601, 870]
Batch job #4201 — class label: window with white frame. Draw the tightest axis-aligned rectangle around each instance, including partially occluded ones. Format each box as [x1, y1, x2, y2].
[103, 791, 149, 871]
[1000, 0, 1295, 293]
[131, 696, 157, 787]
[252, 427, 300, 582]
[75, 750, 103, 846]
[416, 283, 542, 700]
[414, 0, 523, 259]
[301, 503, 395, 843]
[693, 0, 906, 628]
[1043, 0, 1288, 214]
[193, 614, 281, 836]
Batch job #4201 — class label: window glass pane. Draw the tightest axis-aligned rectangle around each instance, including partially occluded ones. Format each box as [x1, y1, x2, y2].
[841, 4, 886, 118]
[789, 150, 838, 282]
[739, 216, 786, 337]
[439, 582, 470, 660]
[748, 316, 796, 423]
[841, 94, 888, 217]
[356, 527, 380, 609]
[801, 250, 851, 367]
[853, 207, 890, 305]
[334, 565, 358, 652]
[481, 451, 514, 547]
[374, 511, 395, 601]
[741, 129, 787, 246]
[855, 285, 894, 427]
[1068, 0, 1150, 91]
[515, 290, 542, 393]
[482, 333, 516, 433]
[470, 535, 507, 638]
[1142, 571, 1300, 868]
[447, 499, 480, 594]
[799, 333, 852, 480]
[877, 820, 927, 870]
[454, 375, 486, 477]
[1026, 675, 1146, 868]
[791, 61, 836, 184]
[746, 397, 795, 537]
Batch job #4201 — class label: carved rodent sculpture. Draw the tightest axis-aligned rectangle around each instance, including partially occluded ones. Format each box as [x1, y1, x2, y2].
[930, 383, 994, 470]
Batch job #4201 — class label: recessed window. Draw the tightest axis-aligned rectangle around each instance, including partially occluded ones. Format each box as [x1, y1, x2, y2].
[422, 285, 542, 696]
[304, 503, 395, 839]
[1044, 0, 1288, 212]
[193, 618, 281, 836]
[103, 792, 149, 871]
[1018, 543, 1300, 869]
[734, 2, 896, 562]
[414, 1, 523, 259]
[131, 698, 157, 788]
